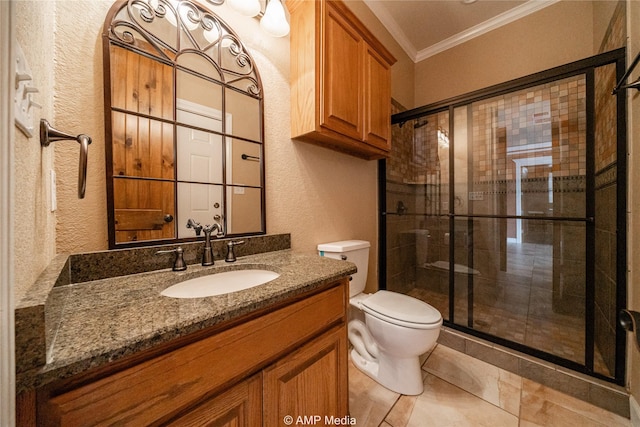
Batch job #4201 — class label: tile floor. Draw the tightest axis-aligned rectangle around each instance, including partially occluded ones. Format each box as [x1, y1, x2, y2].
[349, 344, 630, 427]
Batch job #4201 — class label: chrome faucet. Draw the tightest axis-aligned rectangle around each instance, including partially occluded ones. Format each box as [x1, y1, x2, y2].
[187, 219, 224, 266]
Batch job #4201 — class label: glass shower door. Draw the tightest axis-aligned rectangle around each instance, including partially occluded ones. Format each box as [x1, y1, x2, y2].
[385, 50, 626, 383]
[451, 75, 589, 367]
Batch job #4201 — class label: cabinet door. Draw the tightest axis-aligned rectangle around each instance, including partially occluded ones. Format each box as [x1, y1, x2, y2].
[321, 3, 363, 141]
[363, 44, 392, 151]
[165, 374, 261, 427]
[263, 325, 348, 426]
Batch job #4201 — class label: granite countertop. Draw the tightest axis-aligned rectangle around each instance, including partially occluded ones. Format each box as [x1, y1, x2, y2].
[16, 248, 356, 392]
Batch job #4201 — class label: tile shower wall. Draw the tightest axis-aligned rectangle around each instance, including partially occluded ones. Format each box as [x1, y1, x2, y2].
[385, 180, 417, 295]
[386, 100, 419, 295]
[593, 1, 626, 377]
[387, 101, 450, 303]
[388, 99, 449, 187]
[469, 79, 587, 183]
[594, 61, 618, 376]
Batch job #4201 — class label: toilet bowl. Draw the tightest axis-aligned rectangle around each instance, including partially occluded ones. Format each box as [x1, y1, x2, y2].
[318, 240, 442, 395]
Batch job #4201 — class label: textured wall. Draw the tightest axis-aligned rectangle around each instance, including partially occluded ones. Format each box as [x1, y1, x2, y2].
[53, 0, 112, 254]
[593, 1, 620, 53]
[13, 1, 58, 302]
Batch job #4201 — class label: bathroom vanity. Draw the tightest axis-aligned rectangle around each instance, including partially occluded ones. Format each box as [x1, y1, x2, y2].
[15, 239, 355, 426]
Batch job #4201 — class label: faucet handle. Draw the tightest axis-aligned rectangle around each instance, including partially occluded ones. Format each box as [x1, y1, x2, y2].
[225, 240, 245, 263]
[156, 247, 187, 271]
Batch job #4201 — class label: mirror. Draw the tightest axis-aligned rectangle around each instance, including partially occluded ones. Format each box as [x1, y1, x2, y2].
[103, 0, 265, 248]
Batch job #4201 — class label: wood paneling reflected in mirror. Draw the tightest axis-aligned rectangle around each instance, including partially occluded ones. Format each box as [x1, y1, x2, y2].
[103, 0, 265, 248]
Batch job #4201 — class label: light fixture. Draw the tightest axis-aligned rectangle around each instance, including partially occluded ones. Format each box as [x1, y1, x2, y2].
[260, 0, 290, 37]
[227, 0, 261, 17]
[228, 0, 290, 37]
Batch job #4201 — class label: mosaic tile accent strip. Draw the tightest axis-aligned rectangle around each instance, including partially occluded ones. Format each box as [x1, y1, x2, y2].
[596, 163, 618, 190]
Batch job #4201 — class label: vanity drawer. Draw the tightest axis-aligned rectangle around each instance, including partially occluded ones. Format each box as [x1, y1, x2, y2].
[39, 282, 347, 426]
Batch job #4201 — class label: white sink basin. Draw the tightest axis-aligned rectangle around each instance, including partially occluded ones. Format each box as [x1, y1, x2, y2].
[161, 269, 280, 298]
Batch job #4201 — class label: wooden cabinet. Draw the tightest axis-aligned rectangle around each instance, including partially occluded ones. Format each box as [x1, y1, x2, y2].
[166, 374, 262, 427]
[28, 281, 348, 426]
[364, 45, 393, 151]
[321, 5, 363, 143]
[289, 0, 396, 160]
[264, 325, 348, 425]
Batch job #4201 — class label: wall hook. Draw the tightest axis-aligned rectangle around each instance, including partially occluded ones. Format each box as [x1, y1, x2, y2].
[22, 86, 39, 98]
[14, 42, 38, 137]
[15, 72, 32, 89]
[39, 119, 92, 199]
[619, 309, 640, 352]
[28, 100, 42, 110]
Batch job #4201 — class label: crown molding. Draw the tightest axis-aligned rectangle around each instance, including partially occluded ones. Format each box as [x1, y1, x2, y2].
[362, 0, 417, 61]
[364, 0, 560, 63]
[415, 0, 560, 62]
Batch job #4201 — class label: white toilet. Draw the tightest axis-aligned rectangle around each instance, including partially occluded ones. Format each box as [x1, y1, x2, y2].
[318, 240, 442, 395]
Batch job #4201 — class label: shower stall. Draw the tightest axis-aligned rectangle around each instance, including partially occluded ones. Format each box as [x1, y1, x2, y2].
[380, 49, 627, 384]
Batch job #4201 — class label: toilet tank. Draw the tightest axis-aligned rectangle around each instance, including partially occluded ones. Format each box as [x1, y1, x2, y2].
[317, 240, 370, 298]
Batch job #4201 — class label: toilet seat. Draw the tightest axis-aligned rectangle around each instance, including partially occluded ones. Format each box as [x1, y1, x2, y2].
[360, 290, 442, 329]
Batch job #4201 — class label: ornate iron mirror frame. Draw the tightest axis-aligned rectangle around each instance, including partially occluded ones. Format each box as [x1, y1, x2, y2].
[102, 0, 265, 248]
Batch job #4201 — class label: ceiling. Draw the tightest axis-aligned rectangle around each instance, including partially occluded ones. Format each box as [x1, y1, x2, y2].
[362, 0, 560, 62]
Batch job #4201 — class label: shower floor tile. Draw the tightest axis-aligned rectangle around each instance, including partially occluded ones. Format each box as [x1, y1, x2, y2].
[405, 285, 611, 376]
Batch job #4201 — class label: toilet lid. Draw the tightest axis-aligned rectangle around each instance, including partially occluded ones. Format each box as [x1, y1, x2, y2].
[361, 291, 442, 327]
